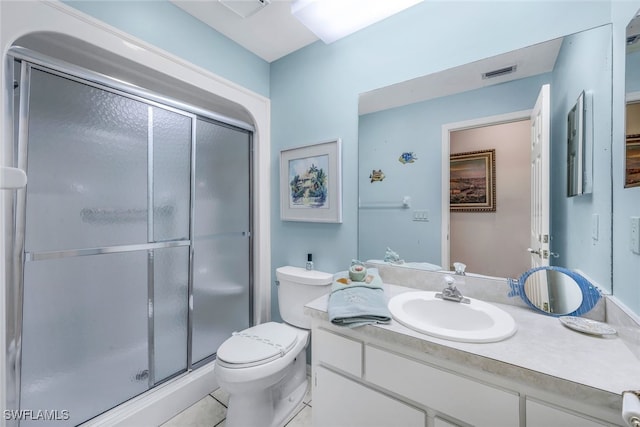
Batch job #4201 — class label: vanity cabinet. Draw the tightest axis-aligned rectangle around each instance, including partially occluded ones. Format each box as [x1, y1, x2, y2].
[311, 324, 621, 427]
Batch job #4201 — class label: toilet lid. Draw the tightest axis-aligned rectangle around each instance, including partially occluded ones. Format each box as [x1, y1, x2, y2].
[217, 322, 299, 368]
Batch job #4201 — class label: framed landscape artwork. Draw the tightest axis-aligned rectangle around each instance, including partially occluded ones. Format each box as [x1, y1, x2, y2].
[626, 134, 640, 188]
[450, 149, 496, 212]
[280, 138, 343, 223]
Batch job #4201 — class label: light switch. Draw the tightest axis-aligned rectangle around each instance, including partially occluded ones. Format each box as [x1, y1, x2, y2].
[631, 217, 640, 255]
[413, 210, 429, 222]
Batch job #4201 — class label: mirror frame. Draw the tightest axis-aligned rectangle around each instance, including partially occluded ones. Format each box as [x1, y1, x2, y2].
[508, 266, 601, 317]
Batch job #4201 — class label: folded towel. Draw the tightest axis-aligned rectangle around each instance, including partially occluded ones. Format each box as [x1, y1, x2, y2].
[328, 268, 391, 328]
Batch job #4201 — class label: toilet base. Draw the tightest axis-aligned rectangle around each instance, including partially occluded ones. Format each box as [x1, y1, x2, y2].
[225, 352, 308, 427]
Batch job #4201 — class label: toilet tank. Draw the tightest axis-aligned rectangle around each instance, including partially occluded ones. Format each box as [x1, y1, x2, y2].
[276, 266, 333, 329]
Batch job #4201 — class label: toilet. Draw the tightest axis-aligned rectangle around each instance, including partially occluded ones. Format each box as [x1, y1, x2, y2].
[214, 266, 333, 427]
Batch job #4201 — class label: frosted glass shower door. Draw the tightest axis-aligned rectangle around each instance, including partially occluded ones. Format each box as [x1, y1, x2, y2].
[151, 106, 192, 383]
[19, 68, 175, 426]
[192, 119, 252, 363]
[24, 69, 149, 252]
[21, 253, 149, 426]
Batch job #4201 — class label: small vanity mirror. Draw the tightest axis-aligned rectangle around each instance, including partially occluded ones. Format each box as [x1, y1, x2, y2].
[508, 266, 601, 316]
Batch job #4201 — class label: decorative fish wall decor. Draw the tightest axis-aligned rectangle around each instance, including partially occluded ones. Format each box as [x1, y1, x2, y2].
[399, 152, 418, 164]
[369, 169, 385, 183]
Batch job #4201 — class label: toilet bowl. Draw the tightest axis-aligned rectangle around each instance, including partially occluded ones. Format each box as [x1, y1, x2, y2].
[214, 266, 333, 427]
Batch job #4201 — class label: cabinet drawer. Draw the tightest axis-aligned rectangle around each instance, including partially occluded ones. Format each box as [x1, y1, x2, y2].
[314, 328, 362, 377]
[526, 398, 609, 427]
[365, 345, 520, 427]
[313, 366, 425, 427]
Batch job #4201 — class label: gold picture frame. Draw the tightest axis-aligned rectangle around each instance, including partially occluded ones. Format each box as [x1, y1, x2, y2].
[450, 149, 496, 212]
[625, 134, 640, 188]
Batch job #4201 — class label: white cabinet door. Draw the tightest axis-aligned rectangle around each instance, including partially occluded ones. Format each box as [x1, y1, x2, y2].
[366, 345, 520, 427]
[313, 328, 362, 377]
[313, 366, 425, 427]
[527, 399, 609, 427]
[434, 416, 462, 427]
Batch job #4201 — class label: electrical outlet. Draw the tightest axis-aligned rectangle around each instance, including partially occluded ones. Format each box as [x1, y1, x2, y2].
[631, 217, 640, 255]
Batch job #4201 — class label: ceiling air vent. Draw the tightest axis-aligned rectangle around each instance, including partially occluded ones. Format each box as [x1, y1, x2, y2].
[219, 0, 271, 18]
[482, 65, 517, 80]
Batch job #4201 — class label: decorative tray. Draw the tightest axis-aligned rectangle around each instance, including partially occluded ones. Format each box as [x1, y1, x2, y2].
[559, 316, 617, 336]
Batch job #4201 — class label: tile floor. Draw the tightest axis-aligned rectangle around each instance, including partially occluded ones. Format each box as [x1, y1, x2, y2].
[161, 379, 312, 427]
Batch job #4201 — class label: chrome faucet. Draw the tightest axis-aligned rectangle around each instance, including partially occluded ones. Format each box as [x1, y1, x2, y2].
[436, 275, 470, 304]
[453, 262, 466, 276]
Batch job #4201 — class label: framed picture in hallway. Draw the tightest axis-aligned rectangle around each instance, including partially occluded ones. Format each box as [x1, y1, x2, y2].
[450, 149, 496, 212]
[280, 138, 343, 223]
[626, 134, 640, 188]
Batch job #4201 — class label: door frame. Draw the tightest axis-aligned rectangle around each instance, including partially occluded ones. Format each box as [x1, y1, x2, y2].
[440, 109, 532, 271]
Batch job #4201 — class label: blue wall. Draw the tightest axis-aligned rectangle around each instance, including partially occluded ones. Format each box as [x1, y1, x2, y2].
[63, 0, 639, 316]
[63, 0, 270, 97]
[270, 1, 611, 320]
[627, 49, 640, 93]
[358, 74, 551, 266]
[550, 25, 613, 292]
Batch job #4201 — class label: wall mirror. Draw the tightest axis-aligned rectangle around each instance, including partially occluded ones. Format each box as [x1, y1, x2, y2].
[357, 24, 613, 293]
[507, 266, 601, 317]
[626, 10, 640, 189]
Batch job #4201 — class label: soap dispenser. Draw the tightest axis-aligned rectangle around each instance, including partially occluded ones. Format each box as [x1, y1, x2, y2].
[306, 253, 314, 271]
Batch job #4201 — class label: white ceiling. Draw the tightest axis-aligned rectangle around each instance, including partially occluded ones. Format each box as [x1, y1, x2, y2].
[359, 37, 563, 115]
[171, 0, 319, 62]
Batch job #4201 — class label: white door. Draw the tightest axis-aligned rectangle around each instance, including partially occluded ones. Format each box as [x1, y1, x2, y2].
[529, 84, 551, 269]
[527, 84, 551, 311]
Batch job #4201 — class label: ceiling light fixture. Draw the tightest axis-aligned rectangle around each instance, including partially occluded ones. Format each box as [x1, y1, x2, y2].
[291, 0, 423, 44]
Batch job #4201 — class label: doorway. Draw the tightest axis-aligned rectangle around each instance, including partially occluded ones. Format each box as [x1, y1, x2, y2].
[441, 111, 531, 278]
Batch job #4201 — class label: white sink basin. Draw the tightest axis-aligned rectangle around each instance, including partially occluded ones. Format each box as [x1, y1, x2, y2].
[388, 291, 517, 343]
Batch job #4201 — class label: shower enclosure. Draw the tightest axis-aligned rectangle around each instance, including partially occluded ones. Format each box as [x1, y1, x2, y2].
[7, 51, 253, 426]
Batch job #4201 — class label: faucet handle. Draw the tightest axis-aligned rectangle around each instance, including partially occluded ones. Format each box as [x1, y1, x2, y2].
[453, 262, 466, 276]
[443, 275, 456, 289]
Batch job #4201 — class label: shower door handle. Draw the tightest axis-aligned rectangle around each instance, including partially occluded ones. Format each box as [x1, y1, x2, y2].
[0, 167, 27, 189]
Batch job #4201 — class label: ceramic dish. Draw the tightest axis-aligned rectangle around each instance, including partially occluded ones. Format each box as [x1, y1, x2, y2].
[559, 316, 617, 336]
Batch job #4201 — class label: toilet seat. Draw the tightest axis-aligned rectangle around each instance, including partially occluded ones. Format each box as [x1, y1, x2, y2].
[216, 322, 299, 369]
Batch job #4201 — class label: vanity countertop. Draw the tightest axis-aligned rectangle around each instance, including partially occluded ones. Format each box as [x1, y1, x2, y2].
[305, 282, 640, 412]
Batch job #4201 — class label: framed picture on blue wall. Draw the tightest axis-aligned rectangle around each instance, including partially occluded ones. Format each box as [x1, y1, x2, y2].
[280, 138, 343, 223]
